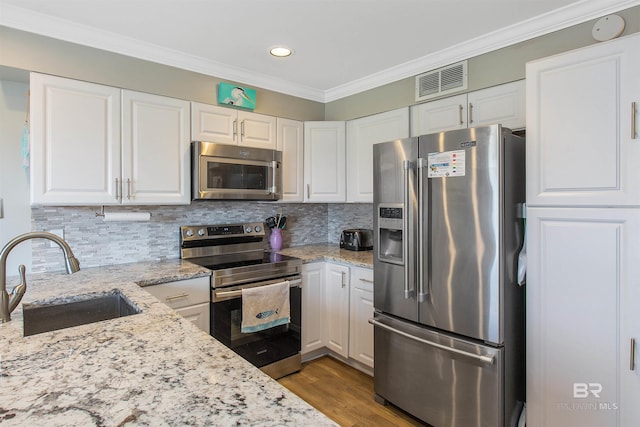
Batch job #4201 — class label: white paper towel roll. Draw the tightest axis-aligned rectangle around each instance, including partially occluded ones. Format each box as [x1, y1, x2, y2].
[102, 212, 151, 222]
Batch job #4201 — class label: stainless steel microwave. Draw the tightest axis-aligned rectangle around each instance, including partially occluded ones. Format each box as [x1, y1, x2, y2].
[192, 141, 282, 201]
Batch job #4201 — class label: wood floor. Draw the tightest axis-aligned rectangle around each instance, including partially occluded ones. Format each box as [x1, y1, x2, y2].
[278, 356, 426, 427]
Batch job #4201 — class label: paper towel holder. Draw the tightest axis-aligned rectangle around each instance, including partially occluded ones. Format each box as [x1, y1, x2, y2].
[95, 206, 152, 220]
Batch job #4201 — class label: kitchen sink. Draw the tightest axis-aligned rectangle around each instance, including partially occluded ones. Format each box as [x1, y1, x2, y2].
[22, 289, 141, 337]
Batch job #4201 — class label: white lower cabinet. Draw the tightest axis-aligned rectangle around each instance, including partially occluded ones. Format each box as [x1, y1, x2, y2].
[301, 262, 325, 354]
[527, 207, 640, 426]
[348, 266, 374, 368]
[144, 276, 210, 334]
[301, 261, 374, 371]
[324, 263, 350, 358]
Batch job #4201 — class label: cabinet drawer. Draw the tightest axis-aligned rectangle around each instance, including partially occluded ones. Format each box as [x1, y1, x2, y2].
[145, 276, 210, 309]
[351, 267, 373, 292]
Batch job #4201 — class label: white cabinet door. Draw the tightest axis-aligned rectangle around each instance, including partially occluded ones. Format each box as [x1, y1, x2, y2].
[410, 81, 526, 136]
[348, 266, 374, 368]
[346, 108, 409, 202]
[175, 302, 210, 334]
[301, 262, 324, 355]
[324, 263, 350, 358]
[467, 80, 525, 130]
[526, 207, 640, 427]
[276, 118, 304, 202]
[191, 102, 236, 144]
[191, 102, 277, 150]
[411, 93, 467, 136]
[304, 121, 346, 202]
[122, 91, 190, 204]
[526, 33, 640, 207]
[144, 276, 210, 334]
[30, 73, 121, 205]
[238, 110, 277, 150]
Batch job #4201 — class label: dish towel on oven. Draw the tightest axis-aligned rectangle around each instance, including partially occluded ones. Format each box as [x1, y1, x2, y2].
[241, 281, 290, 333]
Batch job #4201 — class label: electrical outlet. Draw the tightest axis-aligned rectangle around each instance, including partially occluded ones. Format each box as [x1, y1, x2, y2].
[50, 229, 64, 247]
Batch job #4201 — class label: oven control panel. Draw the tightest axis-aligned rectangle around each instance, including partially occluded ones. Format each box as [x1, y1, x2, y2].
[181, 222, 265, 242]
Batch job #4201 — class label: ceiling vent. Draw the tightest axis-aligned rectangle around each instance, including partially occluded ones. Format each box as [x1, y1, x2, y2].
[415, 61, 468, 102]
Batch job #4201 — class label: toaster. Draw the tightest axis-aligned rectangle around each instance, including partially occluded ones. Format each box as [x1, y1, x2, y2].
[340, 229, 373, 251]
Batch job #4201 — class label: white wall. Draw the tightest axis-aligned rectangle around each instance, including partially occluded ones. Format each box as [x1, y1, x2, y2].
[0, 79, 32, 277]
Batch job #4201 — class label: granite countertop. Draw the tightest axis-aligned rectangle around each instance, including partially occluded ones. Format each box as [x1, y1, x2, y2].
[276, 244, 373, 269]
[0, 259, 336, 426]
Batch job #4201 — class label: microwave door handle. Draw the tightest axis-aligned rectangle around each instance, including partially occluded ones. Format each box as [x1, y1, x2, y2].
[402, 160, 414, 299]
[271, 161, 278, 195]
[417, 157, 428, 303]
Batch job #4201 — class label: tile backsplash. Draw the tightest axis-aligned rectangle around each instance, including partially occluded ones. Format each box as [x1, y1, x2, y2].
[31, 202, 373, 272]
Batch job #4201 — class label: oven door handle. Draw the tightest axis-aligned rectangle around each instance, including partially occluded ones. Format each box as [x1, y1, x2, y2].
[214, 278, 302, 299]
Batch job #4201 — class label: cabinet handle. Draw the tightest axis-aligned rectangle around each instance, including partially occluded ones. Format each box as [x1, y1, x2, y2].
[632, 102, 637, 139]
[306, 184, 310, 199]
[115, 178, 121, 200]
[165, 293, 189, 301]
[126, 178, 132, 200]
[468, 103, 474, 124]
[458, 105, 464, 125]
[631, 338, 636, 371]
[359, 278, 374, 283]
[233, 119, 238, 141]
[341, 271, 346, 288]
[241, 120, 245, 140]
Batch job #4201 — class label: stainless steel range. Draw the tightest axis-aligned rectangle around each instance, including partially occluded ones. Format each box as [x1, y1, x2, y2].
[180, 222, 302, 379]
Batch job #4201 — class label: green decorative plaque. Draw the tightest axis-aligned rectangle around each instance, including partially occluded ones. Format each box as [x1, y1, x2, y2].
[218, 82, 256, 110]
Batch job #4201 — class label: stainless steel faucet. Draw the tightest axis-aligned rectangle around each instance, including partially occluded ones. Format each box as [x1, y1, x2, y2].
[1, 232, 80, 323]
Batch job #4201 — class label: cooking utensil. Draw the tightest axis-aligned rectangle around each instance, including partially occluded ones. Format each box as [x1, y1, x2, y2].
[279, 216, 287, 229]
[265, 216, 277, 229]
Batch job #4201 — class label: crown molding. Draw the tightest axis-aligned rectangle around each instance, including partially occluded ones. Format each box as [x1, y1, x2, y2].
[2, 0, 639, 103]
[324, 0, 640, 102]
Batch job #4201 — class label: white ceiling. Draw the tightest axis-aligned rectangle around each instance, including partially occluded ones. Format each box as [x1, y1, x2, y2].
[1, 0, 638, 102]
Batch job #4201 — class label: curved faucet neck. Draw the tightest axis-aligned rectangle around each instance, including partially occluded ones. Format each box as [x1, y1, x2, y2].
[1, 231, 80, 323]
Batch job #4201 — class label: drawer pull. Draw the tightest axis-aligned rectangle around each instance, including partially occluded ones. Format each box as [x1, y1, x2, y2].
[359, 278, 374, 283]
[165, 293, 189, 301]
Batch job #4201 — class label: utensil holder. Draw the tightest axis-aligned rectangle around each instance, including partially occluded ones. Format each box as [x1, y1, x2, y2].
[270, 228, 283, 251]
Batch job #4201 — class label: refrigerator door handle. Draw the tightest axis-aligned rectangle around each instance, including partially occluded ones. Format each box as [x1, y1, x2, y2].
[417, 157, 428, 303]
[369, 318, 495, 365]
[402, 160, 414, 298]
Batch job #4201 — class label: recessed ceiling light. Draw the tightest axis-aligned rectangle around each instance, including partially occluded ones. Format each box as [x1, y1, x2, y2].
[270, 46, 293, 57]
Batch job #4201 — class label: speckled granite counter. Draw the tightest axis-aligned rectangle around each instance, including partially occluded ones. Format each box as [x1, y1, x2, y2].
[0, 259, 337, 426]
[276, 244, 373, 269]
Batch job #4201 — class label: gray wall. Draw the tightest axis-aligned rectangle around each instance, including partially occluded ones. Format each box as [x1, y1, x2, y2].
[325, 5, 640, 120]
[0, 81, 32, 275]
[0, 27, 325, 122]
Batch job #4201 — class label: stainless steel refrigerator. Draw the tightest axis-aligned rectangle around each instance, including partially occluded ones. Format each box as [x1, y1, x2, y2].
[372, 124, 525, 427]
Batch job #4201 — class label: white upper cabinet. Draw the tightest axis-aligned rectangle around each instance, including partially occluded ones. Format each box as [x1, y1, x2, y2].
[121, 90, 190, 205]
[276, 118, 304, 202]
[30, 73, 122, 205]
[30, 73, 190, 206]
[466, 80, 525, 130]
[191, 102, 276, 150]
[411, 93, 467, 135]
[303, 121, 346, 202]
[411, 80, 525, 136]
[346, 108, 409, 202]
[526, 33, 640, 207]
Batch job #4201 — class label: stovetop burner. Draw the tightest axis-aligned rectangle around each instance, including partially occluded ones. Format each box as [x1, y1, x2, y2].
[199, 252, 300, 271]
[180, 222, 302, 289]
